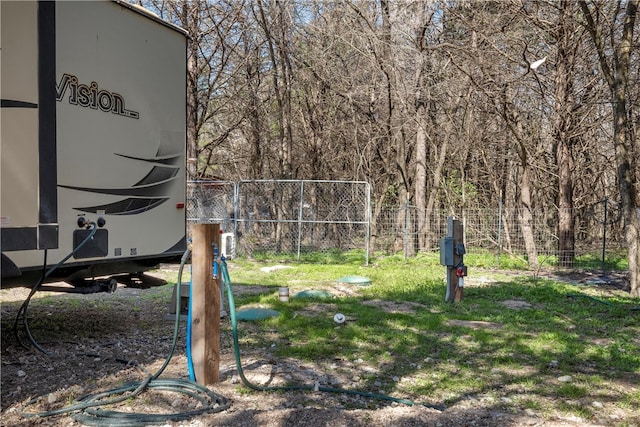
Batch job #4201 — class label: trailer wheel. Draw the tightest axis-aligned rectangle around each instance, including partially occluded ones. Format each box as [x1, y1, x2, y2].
[104, 278, 118, 293]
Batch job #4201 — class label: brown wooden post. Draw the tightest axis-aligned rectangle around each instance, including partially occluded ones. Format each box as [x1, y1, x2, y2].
[445, 217, 465, 303]
[191, 223, 221, 384]
[451, 219, 464, 302]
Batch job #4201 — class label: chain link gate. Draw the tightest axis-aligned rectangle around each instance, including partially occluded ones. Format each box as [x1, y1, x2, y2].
[187, 180, 237, 257]
[187, 180, 370, 264]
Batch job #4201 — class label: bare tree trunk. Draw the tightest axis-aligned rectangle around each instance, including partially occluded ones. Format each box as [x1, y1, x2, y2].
[498, 94, 540, 266]
[183, 1, 199, 180]
[415, 101, 428, 251]
[413, 50, 438, 253]
[256, 0, 293, 180]
[580, 0, 639, 296]
[411, 5, 436, 253]
[424, 134, 448, 249]
[245, 47, 263, 179]
[518, 163, 539, 269]
[501, 91, 539, 269]
[553, 0, 577, 267]
[556, 139, 575, 266]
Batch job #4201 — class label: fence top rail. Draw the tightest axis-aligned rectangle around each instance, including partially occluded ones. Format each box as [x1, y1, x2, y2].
[235, 219, 369, 225]
[187, 180, 236, 185]
[238, 179, 370, 186]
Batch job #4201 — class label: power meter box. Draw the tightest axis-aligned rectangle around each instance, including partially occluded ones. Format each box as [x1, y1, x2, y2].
[440, 237, 455, 266]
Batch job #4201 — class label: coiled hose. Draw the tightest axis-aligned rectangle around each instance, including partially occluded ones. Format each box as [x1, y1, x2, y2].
[220, 256, 446, 411]
[20, 249, 444, 425]
[19, 248, 230, 426]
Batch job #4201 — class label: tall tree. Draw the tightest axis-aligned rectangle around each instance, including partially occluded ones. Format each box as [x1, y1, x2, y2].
[440, 1, 543, 268]
[550, 1, 580, 267]
[143, 0, 245, 179]
[580, 0, 639, 296]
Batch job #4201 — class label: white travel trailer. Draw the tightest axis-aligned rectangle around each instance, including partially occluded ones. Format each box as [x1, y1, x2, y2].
[1, 1, 188, 287]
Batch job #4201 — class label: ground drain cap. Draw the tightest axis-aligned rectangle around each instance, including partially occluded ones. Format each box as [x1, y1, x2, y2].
[337, 276, 371, 286]
[293, 290, 332, 299]
[235, 308, 280, 321]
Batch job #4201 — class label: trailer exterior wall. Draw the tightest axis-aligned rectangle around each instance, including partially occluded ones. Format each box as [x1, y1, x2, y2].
[1, 2, 49, 252]
[1, 1, 188, 283]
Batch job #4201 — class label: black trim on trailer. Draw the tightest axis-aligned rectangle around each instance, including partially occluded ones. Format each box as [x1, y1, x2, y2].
[1, 228, 38, 252]
[38, 224, 59, 249]
[165, 236, 187, 254]
[1, 225, 58, 253]
[0, 3, 58, 256]
[38, 1, 57, 228]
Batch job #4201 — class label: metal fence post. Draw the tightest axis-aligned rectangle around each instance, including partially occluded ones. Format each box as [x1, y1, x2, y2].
[233, 182, 239, 258]
[498, 196, 503, 268]
[404, 201, 409, 260]
[297, 181, 304, 261]
[365, 183, 371, 266]
[602, 197, 607, 272]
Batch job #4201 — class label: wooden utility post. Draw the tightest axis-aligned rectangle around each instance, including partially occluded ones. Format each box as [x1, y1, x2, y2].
[191, 223, 221, 384]
[451, 218, 464, 302]
[442, 216, 465, 303]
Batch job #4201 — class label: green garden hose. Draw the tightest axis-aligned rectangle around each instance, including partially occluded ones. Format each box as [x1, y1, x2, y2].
[220, 256, 446, 411]
[567, 293, 640, 310]
[19, 248, 230, 426]
[20, 250, 444, 426]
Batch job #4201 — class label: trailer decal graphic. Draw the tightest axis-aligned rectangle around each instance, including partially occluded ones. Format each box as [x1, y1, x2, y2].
[134, 166, 180, 187]
[58, 150, 181, 215]
[60, 181, 175, 196]
[75, 197, 169, 215]
[115, 153, 182, 166]
[55, 73, 139, 119]
[1, 99, 38, 109]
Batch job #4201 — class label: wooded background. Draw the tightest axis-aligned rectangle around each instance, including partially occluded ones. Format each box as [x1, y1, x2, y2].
[136, 0, 639, 296]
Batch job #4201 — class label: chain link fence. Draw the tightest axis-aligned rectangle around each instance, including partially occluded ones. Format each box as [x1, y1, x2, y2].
[187, 180, 371, 263]
[186, 180, 236, 256]
[188, 180, 626, 270]
[374, 201, 627, 270]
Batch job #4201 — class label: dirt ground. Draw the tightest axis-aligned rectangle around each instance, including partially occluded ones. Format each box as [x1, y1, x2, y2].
[0, 266, 636, 426]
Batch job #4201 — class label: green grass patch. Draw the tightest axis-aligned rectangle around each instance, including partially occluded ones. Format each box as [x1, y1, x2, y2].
[557, 383, 588, 399]
[242, 246, 629, 272]
[219, 255, 639, 420]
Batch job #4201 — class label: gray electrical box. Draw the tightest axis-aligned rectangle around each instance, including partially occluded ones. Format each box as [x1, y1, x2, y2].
[440, 237, 455, 266]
